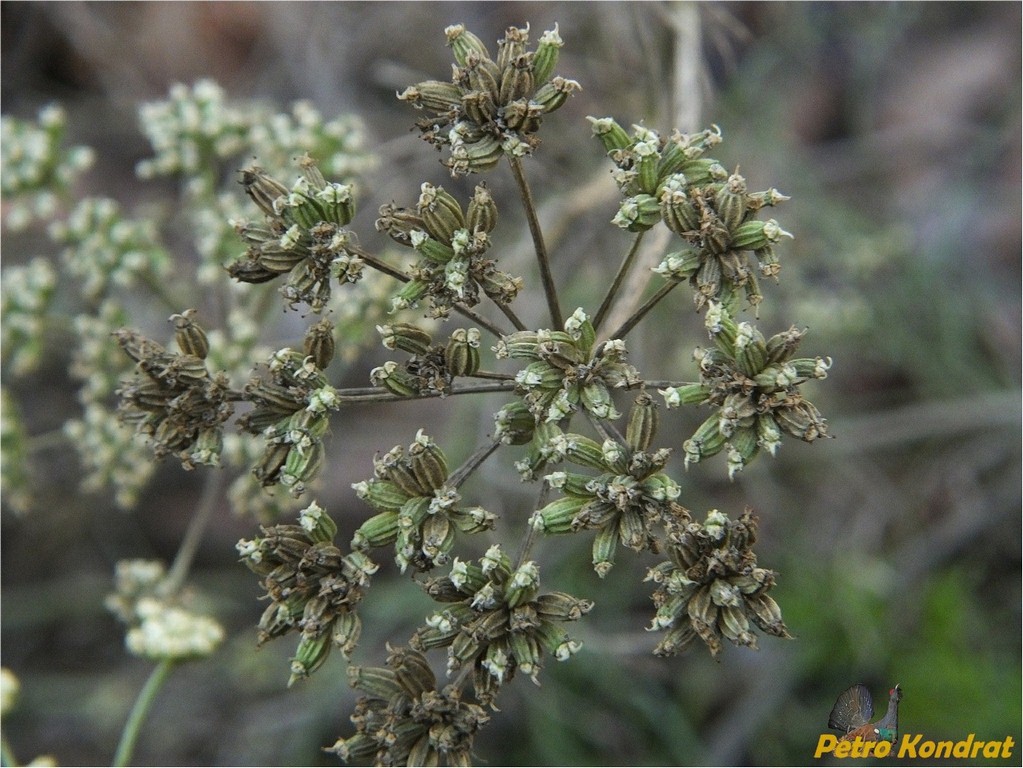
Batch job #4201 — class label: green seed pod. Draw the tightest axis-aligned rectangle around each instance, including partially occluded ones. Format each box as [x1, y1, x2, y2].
[580, 381, 617, 420]
[445, 24, 491, 67]
[390, 279, 429, 312]
[678, 157, 718, 186]
[496, 24, 529, 71]
[587, 116, 632, 155]
[417, 183, 465, 244]
[535, 592, 594, 622]
[505, 561, 540, 609]
[370, 361, 421, 397]
[745, 593, 790, 637]
[399, 80, 463, 112]
[408, 432, 449, 492]
[464, 52, 501, 103]
[347, 663, 401, 699]
[612, 193, 661, 232]
[658, 383, 709, 409]
[532, 24, 563, 84]
[591, 524, 618, 578]
[545, 470, 597, 498]
[421, 513, 454, 563]
[375, 203, 426, 247]
[444, 327, 481, 376]
[726, 427, 759, 476]
[170, 309, 209, 359]
[562, 434, 609, 471]
[466, 183, 498, 234]
[532, 495, 588, 534]
[315, 183, 356, 227]
[303, 318, 335, 371]
[656, 133, 688, 180]
[351, 509, 400, 550]
[240, 166, 289, 219]
[289, 630, 332, 685]
[683, 413, 727, 468]
[499, 54, 534, 105]
[714, 172, 748, 232]
[331, 611, 362, 659]
[532, 76, 579, 114]
[377, 322, 433, 356]
[354, 479, 410, 513]
[626, 392, 659, 452]
[660, 184, 700, 235]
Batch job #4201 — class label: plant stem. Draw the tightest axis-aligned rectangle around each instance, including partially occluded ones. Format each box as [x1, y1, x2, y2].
[493, 300, 528, 332]
[337, 381, 517, 403]
[468, 370, 516, 381]
[592, 231, 646, 333]
[507, 155, 562, 328]
[449, 439, 502, 488]
[605, 281, 680, 341]
[112, 658, 176, 767]
[514, 481, 551, 570]
[162, 470, 227, 597]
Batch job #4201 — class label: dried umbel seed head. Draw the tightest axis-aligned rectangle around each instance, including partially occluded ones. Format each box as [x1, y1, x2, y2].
[400, 22, 580, 175]
[646, 508, 790, 658]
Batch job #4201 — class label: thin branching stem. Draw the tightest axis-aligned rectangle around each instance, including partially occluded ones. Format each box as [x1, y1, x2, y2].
[163, 469, 227, 596]
[493, 300, 528, 332]
[514, 481, 551, 570]
[449, 439, 502, 488]
[507, 155, 562, 328]
[337, 381, 517, 403]
[112, 658, 176, 767]
[592, 231, 646, 333]
[605, 281, 680, 341]
[468, 370, 516, 381]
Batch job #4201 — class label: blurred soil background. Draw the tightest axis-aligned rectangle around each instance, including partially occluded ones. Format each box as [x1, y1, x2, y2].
[1, 2, 1020, 765]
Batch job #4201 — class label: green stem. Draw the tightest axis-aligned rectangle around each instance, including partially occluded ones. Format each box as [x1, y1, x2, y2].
[162, 470, 227, 597]
[605, 281, 680, 341]
[493, 300, 528, 332]
[467, 370, 516, 381]
[514, 481, 551, 570]
[507, 155, 562, 328]
[449, 439, 502, 488]
[337, 381, 517, 403]
[592, 231, 646, 333]
[112, 658, 177, 767]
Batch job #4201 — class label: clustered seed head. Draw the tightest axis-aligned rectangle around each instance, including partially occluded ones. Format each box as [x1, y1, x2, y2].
[411, 545, 592, 705]
[326, 646, 489, 766]
[646, 508, 791, 658]
[659, 303, 831, 478]
[113, 313, 232, 469]
[227, 156, 361, 313]
[370, 323, 482, 397]
[589, 119, 791, 311]
[495, 307, 639, 424]
[532, 432, 689, 578]
[376, 182, 522, 318]
[237, 502, 377, 684]
[352, 430, 496, 573]
[397, 23, 580, 175]
[239, 347, 341, 497]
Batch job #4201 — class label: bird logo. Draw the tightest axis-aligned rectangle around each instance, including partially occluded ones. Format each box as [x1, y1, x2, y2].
[828, 684, 903, 743]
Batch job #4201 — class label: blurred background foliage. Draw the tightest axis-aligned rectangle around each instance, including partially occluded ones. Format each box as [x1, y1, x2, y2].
[1, 2, 1019, 765]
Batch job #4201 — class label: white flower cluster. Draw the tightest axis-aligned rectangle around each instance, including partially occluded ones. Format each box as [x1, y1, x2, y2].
[125, 598, 225, 661]
[136, 80, 372, 185]
[136, 79, 249, 179]
[49, 197, 170, 301]
[0, 105, 94, 230]
[64, 403, 155, 509]
[0, 390, 31, 515]
[70, 299, 130, 403]
[0, 257, 57, 376]
[247, 100, 373, 180]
